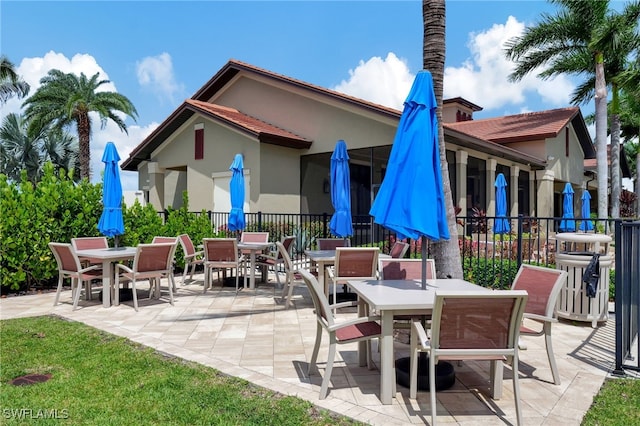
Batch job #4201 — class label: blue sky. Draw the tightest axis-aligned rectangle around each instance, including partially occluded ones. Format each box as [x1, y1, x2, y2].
[2, 0, 594, 190]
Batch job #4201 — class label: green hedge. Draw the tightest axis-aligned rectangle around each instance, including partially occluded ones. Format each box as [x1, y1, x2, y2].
[0, 169, 214, 292]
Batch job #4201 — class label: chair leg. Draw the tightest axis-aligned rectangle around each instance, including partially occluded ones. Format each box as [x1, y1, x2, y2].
[308, 323, 322, 376]
[72, 278, 83, 310]
[131, 279, 139, 311]
[182, 264, 189, 285]
[430, 357, 438, 426]
[544, 323, 561, 385]
[320, 339, 337, 399]
[409, 325, 419, 399]
[512, 355, 523, 426]
[168, 275, 174, 305]
[54, 274, 64, 306]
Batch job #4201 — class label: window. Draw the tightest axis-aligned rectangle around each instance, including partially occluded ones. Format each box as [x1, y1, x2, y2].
[195, 124, 204, 160]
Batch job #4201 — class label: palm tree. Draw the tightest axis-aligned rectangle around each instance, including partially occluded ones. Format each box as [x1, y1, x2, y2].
[22, 70, 138, 180]
[504, 0, 640, 221]
[0, 113, 79, 184]
[423, 0, 463, 279]
[0, 55, 30, 104]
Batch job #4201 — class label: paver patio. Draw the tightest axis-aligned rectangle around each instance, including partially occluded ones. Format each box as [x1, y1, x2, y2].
[0, 272, 621, 425]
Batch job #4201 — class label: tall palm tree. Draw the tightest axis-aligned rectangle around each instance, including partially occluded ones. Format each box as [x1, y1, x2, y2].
[0, 55, 30, 104]
[504, 0, 632, 221]
[423, 0, 463, 279]
[22, 70, 137, 180]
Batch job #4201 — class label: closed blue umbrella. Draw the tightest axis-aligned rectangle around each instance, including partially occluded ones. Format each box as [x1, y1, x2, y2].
[228, 154, 245, 232]
[97, 142, 124, 246]
[369, 70, 449, 289]
[579, 190, 594, 231]
[494, 173, 510, 234]
[329, 140, 353, 238]
[559, 183, 576, 232]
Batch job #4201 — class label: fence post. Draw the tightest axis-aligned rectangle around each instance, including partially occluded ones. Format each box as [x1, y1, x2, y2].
[517, 215, 523, 270]
[322, 213, 328, 238]
[257, 211, 262, 232]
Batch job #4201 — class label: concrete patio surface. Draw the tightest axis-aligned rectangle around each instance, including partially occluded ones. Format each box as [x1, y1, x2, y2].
[0, 272, 626, 425]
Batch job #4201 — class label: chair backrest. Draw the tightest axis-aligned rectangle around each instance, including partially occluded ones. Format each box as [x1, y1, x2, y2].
[71, 237, 108, 251]
[133, 242, 177, 273]
[430, 290, 528, 359]
[317, 238, 350, 250]
[298, 268, 335, 327]
[203, 238, 239, 262]
[510, 264, 567, 319]
[389, 241, 410, 258]
[152, 236, 178, 244]
[379, 258, 434, 280]
[276, 241, 294, 272]
[333, 247, 379, 280]
[178, 234, 197, 256]
[280, 235, 296, 257]
[240, 232, 269, 244]
[49, 242, 83, 273]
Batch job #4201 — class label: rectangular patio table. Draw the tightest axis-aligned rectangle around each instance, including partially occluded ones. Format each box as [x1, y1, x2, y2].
[347, 278, 500, 405]
[238, 242, 271, 289]
[75, 247, 137, 308]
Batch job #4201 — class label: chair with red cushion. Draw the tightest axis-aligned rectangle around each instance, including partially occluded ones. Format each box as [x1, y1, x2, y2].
[298, 269, 381, 399]
[178, 234, 204, 285]
[49, 242, 102, 310]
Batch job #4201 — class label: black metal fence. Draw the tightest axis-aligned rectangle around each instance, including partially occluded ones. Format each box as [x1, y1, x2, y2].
[614, 220, 640, 375]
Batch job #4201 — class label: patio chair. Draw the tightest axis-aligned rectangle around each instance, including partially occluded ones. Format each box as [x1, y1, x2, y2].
[152, 237, 179, 291]
[511, 264, 567, 385]
[379, 258, 435, 329]
[410, 290, 528, 426]
[203, 238, 245, 293]
[389, 241, 410, 258]
[114, 242, 178, 311]
[71, 236, 109, 269]
[329, 247, 379, 309]
[276, 241, 305, 309]
[49, 242, 103, 310]
[298, 269, 381, 399]
[178, 234, 204, 285]
[240, 231, 270, 281]
[256, 235, 295, 286]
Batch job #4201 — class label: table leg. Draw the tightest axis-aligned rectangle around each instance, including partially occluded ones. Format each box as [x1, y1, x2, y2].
[490, 360, 503, 399]
[250, 251, 256, 289]
[380, 310, 394, 405]
[357, 300, 368, 367]
[318, 261, 326, 296]
[102, 260, 111, 308]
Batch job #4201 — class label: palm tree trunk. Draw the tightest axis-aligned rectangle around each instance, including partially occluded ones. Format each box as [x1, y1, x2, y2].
[595, 53, 609, 221]
[423, 0, 463, 279]
[610, 114, 621, 219]
[77, 113, 91, 180]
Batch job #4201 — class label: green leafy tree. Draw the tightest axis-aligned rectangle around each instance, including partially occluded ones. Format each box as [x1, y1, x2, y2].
[0, 55, 29, 104]
[423, 0, 463, 279]
[505, 0, 640, 220]
[0, 113, 79, 183]
[22, 70, 138, 180]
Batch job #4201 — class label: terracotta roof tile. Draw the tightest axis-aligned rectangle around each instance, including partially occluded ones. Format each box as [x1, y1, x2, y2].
[445, 107, 579, 144]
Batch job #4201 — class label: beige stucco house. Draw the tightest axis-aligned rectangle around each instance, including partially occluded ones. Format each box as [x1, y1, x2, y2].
[122, 59, 602, 228]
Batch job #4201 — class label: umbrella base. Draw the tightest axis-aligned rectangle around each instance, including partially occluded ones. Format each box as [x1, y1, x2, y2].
[98, 288, 133, 302]
[329, 292, 358, 305]
[395, 355, 455, 391]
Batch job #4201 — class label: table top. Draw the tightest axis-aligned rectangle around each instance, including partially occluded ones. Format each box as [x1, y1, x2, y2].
[238, 242, 271, 250]
[305, 250, 391, 262]
[347, 279, 489, 311]
[75, 246, 137, 260]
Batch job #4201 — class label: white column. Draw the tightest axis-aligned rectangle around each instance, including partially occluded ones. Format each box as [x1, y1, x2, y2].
[486, 158, 497, 217]
[510, 165, 520, 217]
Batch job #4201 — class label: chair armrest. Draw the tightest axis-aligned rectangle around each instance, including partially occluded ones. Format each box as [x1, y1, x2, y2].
[328, 315, 382, 332]
[523, 313, 557, 323]
[115, 263, 133, 274]
[329, 300, 359, 310]
[412, 320, 431, 349]
[79, 264, 101, 274]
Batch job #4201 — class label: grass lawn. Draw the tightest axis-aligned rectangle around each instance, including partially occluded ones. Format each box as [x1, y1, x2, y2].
[0, 316, 362, 425]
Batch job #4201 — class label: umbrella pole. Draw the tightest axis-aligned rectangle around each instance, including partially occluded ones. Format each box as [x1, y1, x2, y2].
[421, 235, 427, 290]
[114, 236, 119, 248]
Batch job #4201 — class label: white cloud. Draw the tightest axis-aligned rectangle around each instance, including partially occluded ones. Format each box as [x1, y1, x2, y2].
[136, 52, 184, 104]
[1, 51, 150, 191]
[444, 16, 574, 112]
[332, 52, 415, 110]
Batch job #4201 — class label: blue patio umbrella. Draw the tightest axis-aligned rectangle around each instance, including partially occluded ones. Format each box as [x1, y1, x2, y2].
[228, 154, 245, 232]
[369, 70, 449, 289]
[559, 183, 576, 232]
[494, 173, 510, 234]
[329, 140, 353, 238]
[579, 190, 594, 231]
[97, 142, 124, 245]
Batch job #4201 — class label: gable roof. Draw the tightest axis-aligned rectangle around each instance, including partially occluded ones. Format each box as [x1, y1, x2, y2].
[445, 107, 596, 158]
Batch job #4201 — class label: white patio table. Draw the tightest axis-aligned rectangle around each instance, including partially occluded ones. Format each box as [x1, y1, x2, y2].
[75, 247, 137, 308]
[348, 278, 500, 405]
[237, 242, 271, 289]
